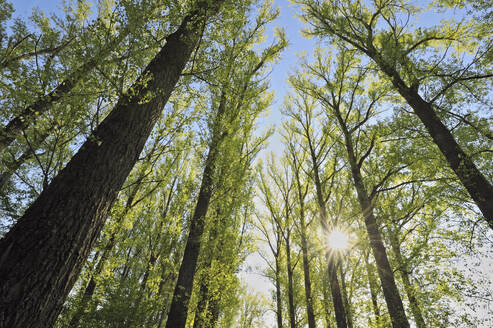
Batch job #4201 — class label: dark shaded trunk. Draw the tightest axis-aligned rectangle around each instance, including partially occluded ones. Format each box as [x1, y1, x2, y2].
[308, 140, 347, 328]
[388, 228, 426, 328]
[275, 255, 284, 328]
[365, 251, 381, 325]
[327, 255, 348, 328]
[339, 264, 353, 328]
[0, 3, 223, 327]
[0, 31, 128, 155]
[340, 126, 410, 328]
[285, 234, 296, 328]
[300, 221, 316, 328]
[165, 87, 228, 328]
[371, 51, 493, 228]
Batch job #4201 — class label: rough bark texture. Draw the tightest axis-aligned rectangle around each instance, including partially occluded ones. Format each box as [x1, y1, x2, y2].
[389, 229, 426, 328]
[165, 88, 228, 328]
[370, 50, 493, 229]
[0, 3, 221, 327]
[341, 127, 410, 328]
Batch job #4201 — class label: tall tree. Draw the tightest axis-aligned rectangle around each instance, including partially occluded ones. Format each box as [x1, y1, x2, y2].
[0, 1, 227, 326]
[296, 0, 493, 228]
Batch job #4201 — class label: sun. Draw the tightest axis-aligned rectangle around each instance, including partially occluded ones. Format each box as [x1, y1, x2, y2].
[328, 229, 349, 250]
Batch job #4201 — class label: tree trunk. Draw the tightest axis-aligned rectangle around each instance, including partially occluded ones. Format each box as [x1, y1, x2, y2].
[364, 251, 381, 325]
[0, 3, 223, 327]
[372, 52, 493, 228]
[388, 228, 426, 328]
[339, 264, 353, 328]
[300, 219, 316, 328]
[327, 255, 348, 328]
[285, 235, 296, 328]
[275, 255, 284, 328]
[308, 142, 347, 328]
[341, 128, 410, 328]
[165, 85, 229, 328]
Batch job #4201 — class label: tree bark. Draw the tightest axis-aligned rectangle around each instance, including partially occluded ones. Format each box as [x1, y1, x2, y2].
[0, 3, 223, 327]
[275, 254, 284, 328]
[339, 264, 353, 328]
[300, 217, 316, 328]
[165, 86, 228, 328]
[388, 228, 426, 328]
[370, 50, 493, 228]
[285, 233, 296, 328]
[340, 126, 410, 328]
[364, 251, 381, 326]
[308, 141, 347, 328]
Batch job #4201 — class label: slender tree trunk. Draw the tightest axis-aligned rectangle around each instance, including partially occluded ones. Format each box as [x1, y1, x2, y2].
[371, 51, 493, 228]
[308, 142, 347, 328]
[165, 86, 229, 328]
[300, 221, 316, 328]
[321, 270, 333, 328]
[275, 254, 284, 328]
[388, 228, 426, 328]
[285, 235, 296, 328]
[339, 264, 353, 328]
[327, 254, 348, 328]
[0, 3, 224, 327]
[340, 127, 410, 328]
[365, 251, 381, 325]
[0, 31, 129, 155]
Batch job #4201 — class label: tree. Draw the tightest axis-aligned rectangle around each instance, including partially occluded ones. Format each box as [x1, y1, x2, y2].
[296, 0, 493, 228]
[0, 1, 227, 326]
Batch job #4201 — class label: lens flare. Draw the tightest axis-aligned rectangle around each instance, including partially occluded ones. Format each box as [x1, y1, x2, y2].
[328, 229, 349, 250]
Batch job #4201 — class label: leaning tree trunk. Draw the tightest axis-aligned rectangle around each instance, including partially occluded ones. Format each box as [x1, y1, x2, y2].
[371, 51, 493, 228]
[341, 128, 410, 328]
[275, 254, 284, 328]
[0, 3, 224, 327]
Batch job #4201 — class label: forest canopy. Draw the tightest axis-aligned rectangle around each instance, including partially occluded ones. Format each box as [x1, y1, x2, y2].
[0, 0, 492, 327]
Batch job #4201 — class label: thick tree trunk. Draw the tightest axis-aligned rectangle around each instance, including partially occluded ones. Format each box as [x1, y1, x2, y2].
[372, 52, 493, 228]
[0, 31, 128, 155]
[341, 128, 410, 328]
[0, 3, 223, 327]
[388, 229, 426, 328]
